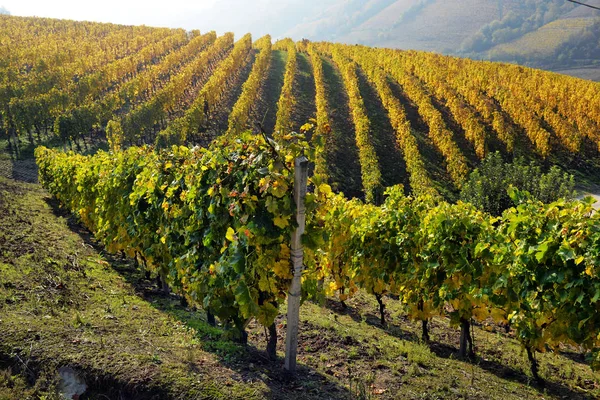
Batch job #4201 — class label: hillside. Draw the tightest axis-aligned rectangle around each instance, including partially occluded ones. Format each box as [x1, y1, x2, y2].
[307, 0, 600, 73]
[487, 18, 597, 61]
[2, 14, 600, 399]
[7, 2, 600, 76]
[341, 0, 502, 52]
[186, 0, 600, 78]
[2, 176, 599, 399]
[2, 14, 600, 201]
[195, 0, 583, 51]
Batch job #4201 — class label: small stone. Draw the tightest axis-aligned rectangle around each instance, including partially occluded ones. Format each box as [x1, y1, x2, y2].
[58, 366, 87, 400]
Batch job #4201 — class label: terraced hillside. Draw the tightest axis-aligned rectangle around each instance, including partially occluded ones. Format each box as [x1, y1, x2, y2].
[2, 14, 600, 201]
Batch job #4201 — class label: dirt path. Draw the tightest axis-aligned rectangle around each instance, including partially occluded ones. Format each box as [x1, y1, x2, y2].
[356, 66, 409, 191]
[321, 55, 363, 199]
[290, 52, 317, 134]
[253, 50, 287, 134]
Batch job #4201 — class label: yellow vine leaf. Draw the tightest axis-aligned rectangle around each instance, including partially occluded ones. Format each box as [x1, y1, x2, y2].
[318, 183, 332, 196]
[273, 216, 289, 229]
[226, 227, 236, 242]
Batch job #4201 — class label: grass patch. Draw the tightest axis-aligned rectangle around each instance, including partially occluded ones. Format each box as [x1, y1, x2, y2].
[0, 177, 325, 399]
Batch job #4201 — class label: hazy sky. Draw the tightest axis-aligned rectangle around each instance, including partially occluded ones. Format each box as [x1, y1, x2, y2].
[0, 0, 219, 28]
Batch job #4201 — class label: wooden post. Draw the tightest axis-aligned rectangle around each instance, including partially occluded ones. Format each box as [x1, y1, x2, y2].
[284, 155, 309, 373]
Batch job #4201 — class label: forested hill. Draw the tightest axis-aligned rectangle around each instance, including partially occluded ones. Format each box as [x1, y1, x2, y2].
[2, 14, 600, 201]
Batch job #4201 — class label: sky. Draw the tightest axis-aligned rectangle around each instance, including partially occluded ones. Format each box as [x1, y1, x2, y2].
[0, 0, 220, 29]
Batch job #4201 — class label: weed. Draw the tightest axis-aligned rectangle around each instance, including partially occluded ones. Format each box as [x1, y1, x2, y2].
[72, 312, 87, 328]
[347, 366, 375, 400]
[407, 363, 422, 377]
[407, 344, 433, 367]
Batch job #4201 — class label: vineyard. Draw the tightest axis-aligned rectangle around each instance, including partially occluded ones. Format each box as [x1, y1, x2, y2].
[3, 14, 600, 399]
[4, 15, 600, 198]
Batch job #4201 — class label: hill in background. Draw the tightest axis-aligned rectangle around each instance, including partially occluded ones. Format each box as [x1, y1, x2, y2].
[187, 0, 600, 79]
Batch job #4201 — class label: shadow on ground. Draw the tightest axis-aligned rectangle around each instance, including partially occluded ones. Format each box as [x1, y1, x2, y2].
[43, 196, 352, 400]
[323, 292, 593, 400]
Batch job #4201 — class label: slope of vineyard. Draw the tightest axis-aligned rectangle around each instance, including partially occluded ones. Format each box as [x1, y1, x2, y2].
[0, 176, 344, 400]
[2, 175, 600, 400]
[4, 14, 600, 202]
[3, 14, 600, 400]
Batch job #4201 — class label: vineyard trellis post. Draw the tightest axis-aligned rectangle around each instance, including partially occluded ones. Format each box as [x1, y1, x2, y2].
[284, 155, 308, 373]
